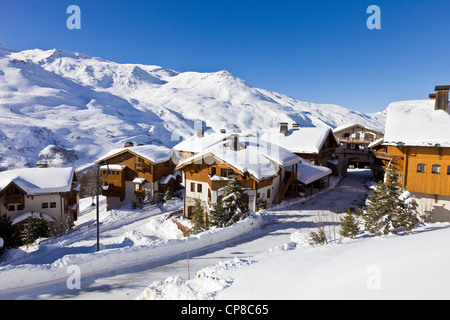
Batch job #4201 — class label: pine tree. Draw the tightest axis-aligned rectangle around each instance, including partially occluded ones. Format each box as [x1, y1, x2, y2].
[209, 196, 228, 228]
[189, 199, 206, 234]
[0, 214, 21, 249]
[362, 166, 419, 236]
[339, 209, 361, 238]
[163, 187, 173, 202]
[397, 191, 420, 234]
[220, 177, 250, 227]
[361, 180, 395, 236]
[21, 213, 50, 245]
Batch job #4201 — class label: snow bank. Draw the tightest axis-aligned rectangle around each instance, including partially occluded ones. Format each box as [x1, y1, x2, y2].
[0, 211, 265, 291]
[138, 223, 450, 300]
[136, 257, 256, 300]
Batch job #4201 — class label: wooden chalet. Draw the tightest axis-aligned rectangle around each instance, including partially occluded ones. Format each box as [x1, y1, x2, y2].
[260, 123, 339, 177]
[371, 86, 450, 222]
[175, 135, 301, 223]
[0, 167, 79, 227]
[95, 143, 179, 210]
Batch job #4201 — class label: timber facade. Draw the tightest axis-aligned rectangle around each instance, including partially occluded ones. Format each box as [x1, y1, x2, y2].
[96, 144, 178, 210]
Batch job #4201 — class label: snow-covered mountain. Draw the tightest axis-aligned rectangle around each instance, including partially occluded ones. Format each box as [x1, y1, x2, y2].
[0, 44, 386, 170]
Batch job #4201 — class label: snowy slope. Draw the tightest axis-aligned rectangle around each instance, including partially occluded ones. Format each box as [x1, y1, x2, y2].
[0, 44, 386, 170]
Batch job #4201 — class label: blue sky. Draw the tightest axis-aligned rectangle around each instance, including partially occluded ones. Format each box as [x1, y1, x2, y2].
[1, 0, 449, 113]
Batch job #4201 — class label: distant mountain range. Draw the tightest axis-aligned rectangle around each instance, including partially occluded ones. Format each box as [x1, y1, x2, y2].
[0, 44, 386, 170]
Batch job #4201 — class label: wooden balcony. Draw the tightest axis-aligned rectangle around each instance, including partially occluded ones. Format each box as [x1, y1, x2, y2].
[209, 178, 254, 191]
[339, 137, 375, 144]
[4, 194, 25, 206]
[135, 162, 150, 172]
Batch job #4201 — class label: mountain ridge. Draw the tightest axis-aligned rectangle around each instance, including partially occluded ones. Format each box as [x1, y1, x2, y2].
[0, 45, 386, 170]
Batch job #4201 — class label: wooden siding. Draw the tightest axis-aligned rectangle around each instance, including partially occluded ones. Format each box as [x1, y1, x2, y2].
[404, 146, 450, 196]
[100, 150, 173, 184]
[382, 146, 450, 197]
[183, 160, 261, 191]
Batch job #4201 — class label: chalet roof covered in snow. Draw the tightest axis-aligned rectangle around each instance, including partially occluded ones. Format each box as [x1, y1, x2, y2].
[173, 131, 255, 154]
[0, 167, 75, 196]
[176, 136, 301, 181]
[96, 144, 174, 164]
[333, 123, 384, 135]
[260, 127, 338, 154]
[383, 100, 450, 148]
[297, 158, 332, 185]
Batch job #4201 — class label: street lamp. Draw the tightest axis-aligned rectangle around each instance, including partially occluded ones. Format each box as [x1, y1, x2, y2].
[96, 161, 110, 252]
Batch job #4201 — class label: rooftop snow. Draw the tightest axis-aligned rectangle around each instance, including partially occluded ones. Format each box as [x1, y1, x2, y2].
[173, 131, 255, 154]
[260, 127, 337, 154]
[176, 136, 301, 180]
[297, 158, 332, 185]
[97, 144, 174, 164]
[0, 167, 75, 195]
[383, 100, 450, 148]
[333, 123, 383, 134]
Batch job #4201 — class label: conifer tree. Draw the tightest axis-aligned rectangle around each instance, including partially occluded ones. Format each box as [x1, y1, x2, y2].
[0, 214, 21, 249]
[339, 209, 361, 239]
[163, 187, 173, 202]
[190, 199, 207, 234]
[221, 177, 250, 227]
[209, 196, 228, 228]
[21, 213, 50, 245]
[362, 166, 419, 235]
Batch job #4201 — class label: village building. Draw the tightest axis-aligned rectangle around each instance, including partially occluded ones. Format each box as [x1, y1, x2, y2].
[175, 135, 301, 222]
[260, 123, 340, 176]
[333, 123, 384, 174]
[95, 143, 180, 210]
[0, 167, 79, 227]
[370, 86, 450, 222]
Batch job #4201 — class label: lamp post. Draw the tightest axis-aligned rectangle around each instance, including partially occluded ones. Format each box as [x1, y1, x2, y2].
[96, 161, 110, 252]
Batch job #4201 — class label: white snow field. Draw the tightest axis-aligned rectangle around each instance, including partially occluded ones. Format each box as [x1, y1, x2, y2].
[1, 169, 449, 300]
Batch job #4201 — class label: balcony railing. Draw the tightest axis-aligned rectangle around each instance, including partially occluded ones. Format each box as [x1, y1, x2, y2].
[4, 194, 25, 206]
[209, 178, 254, 191]
[339, 137, 376, 144]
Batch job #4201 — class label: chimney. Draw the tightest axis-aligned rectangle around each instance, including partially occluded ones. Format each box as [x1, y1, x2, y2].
[434, 85, 450, 113]
[429, 93, 436, 100]
[124, 141, 134, 148]
[195, 129, 204, 138]
[220, 129, 226, 134]
[229, 134, 239, 151]
[279, 122, 289, 136]
[292, 123, 300, 128]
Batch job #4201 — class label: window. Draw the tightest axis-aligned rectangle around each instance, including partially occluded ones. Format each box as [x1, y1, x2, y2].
[221, 168, 234, 177]
[42, 203, 49, 209]
[50, 202, 57, 208]
[190, 182, 195, 192]
[211, 167, 216, 176]
[197, 183, 202, 193]
[8, 205, 15, 212]
[447, 165, 450, 175]
[432, 164, 441, 174]
[267, 188, 271, 199]
[417, 163, 426, 173]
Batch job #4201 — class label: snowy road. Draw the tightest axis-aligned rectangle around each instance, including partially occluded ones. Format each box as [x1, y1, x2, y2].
[2, 169, 371, 300]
